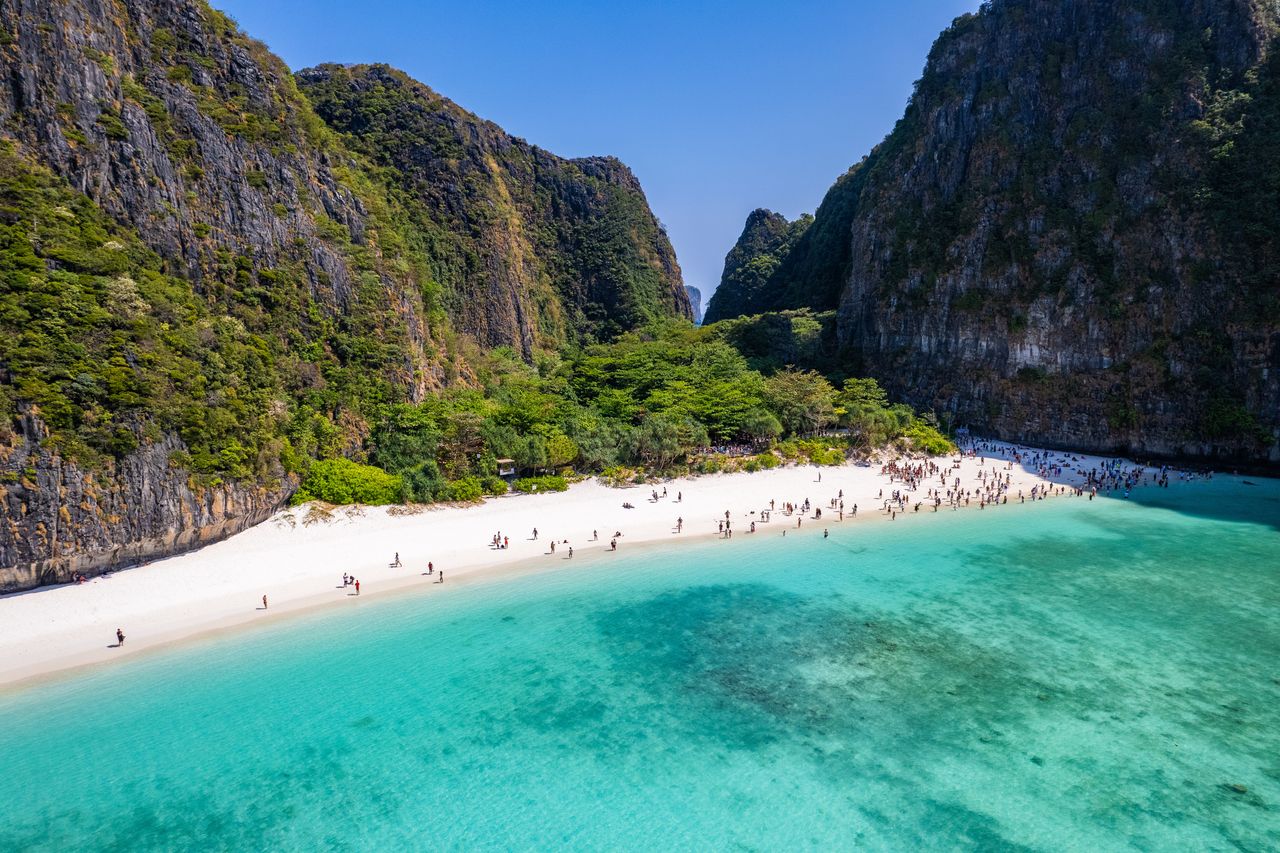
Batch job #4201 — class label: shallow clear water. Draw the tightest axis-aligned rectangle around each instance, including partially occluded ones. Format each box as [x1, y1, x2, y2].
[1, 478, 1278, 851]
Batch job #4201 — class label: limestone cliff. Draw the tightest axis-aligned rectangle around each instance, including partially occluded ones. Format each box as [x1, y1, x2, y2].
[714, 0, 1280, 465]
[704, 209, 812, 323]
[0, 0, 688, 591]
[686, 286, 703, 325]
[1, 412, 285, 591]
[297, 64, 690, 351]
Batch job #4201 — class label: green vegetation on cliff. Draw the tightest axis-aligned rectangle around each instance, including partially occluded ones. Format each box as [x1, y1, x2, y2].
[707, 0, 1280, 463]
[0, 143, 294, 478]
[296, 64, 690, 350]
[704, 209, 813, 323]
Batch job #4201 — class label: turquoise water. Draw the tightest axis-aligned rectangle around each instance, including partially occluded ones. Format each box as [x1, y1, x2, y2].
[1, 478, 1278, 851]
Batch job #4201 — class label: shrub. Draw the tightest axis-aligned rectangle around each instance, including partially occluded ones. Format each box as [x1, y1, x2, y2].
[444, 476, 483, 502]
[480, 475, 508, 496]
[512, 475, 568, 494]
[755, 451, 781, 469]
[292, 458, 402, 506]
[96, 111, 128, 141]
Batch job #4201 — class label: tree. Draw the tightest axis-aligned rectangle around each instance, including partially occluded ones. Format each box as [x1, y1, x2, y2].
[627, 415, 685, 468]
[836, 377, 889, 412]
[762, 368, 836, 435]
[739, 408, 783, 443]
[515, 433, 549, 473]
[546, 432, 579, 468]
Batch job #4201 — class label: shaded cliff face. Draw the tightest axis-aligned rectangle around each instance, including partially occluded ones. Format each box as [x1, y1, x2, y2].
[716, 0, 1280, 464]
[296, 64, 689, 351]
[704, 209, 812, 323]
[0, 1, 689, 591]
[0, 413, 286, 592]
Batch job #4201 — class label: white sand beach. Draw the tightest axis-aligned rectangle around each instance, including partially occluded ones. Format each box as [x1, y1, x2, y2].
[0, 442, 1160, 688]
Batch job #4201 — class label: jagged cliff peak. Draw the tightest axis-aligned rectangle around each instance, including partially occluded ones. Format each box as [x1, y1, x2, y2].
[704, 208, 813, 324]
[297, 62, 689, 351]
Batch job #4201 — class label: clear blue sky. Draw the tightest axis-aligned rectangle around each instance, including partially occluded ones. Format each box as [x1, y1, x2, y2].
[215, 0, 977, 302]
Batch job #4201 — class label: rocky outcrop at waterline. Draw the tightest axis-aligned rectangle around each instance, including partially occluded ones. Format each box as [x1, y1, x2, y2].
[0, 414, 288, 593]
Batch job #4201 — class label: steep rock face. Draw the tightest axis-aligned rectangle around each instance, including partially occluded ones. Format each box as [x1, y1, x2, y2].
[0, 0, 441, 394]
[719, 0, 1280, 464]
[686, 286, 703, 325]
[0, 2, 691, 592]
[297, 64, 690, 352]
[0, 412, 285, 592]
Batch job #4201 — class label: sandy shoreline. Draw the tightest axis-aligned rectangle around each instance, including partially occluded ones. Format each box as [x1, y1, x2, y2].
[0, 442, 1156, 690]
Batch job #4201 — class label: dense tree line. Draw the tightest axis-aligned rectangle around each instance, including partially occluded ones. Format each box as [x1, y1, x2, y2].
[297, 322, 952, 505]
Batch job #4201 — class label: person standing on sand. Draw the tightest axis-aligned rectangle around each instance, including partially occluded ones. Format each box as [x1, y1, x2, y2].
[428, 561, 434, 575]
[355, 579, 360, 595]
[437, 571, 445, 584]
[533, 528, 538, 540]
[116, 628, 125, 647]
[262, 595, 268, 610]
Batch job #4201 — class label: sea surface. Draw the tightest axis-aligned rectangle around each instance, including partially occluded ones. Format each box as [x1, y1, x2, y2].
[1, 477, 1278, 851]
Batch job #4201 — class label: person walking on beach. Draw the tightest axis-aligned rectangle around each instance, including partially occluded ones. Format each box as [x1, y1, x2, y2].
[355, 579, 361, 596]
[262, 594, 268, 610]
[533, 528, 538, 540]
[116, 628, 125, 647]
[428, 561, 434, 575]
[568, 546, 574, 558]
[437, 571, 444, 584]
